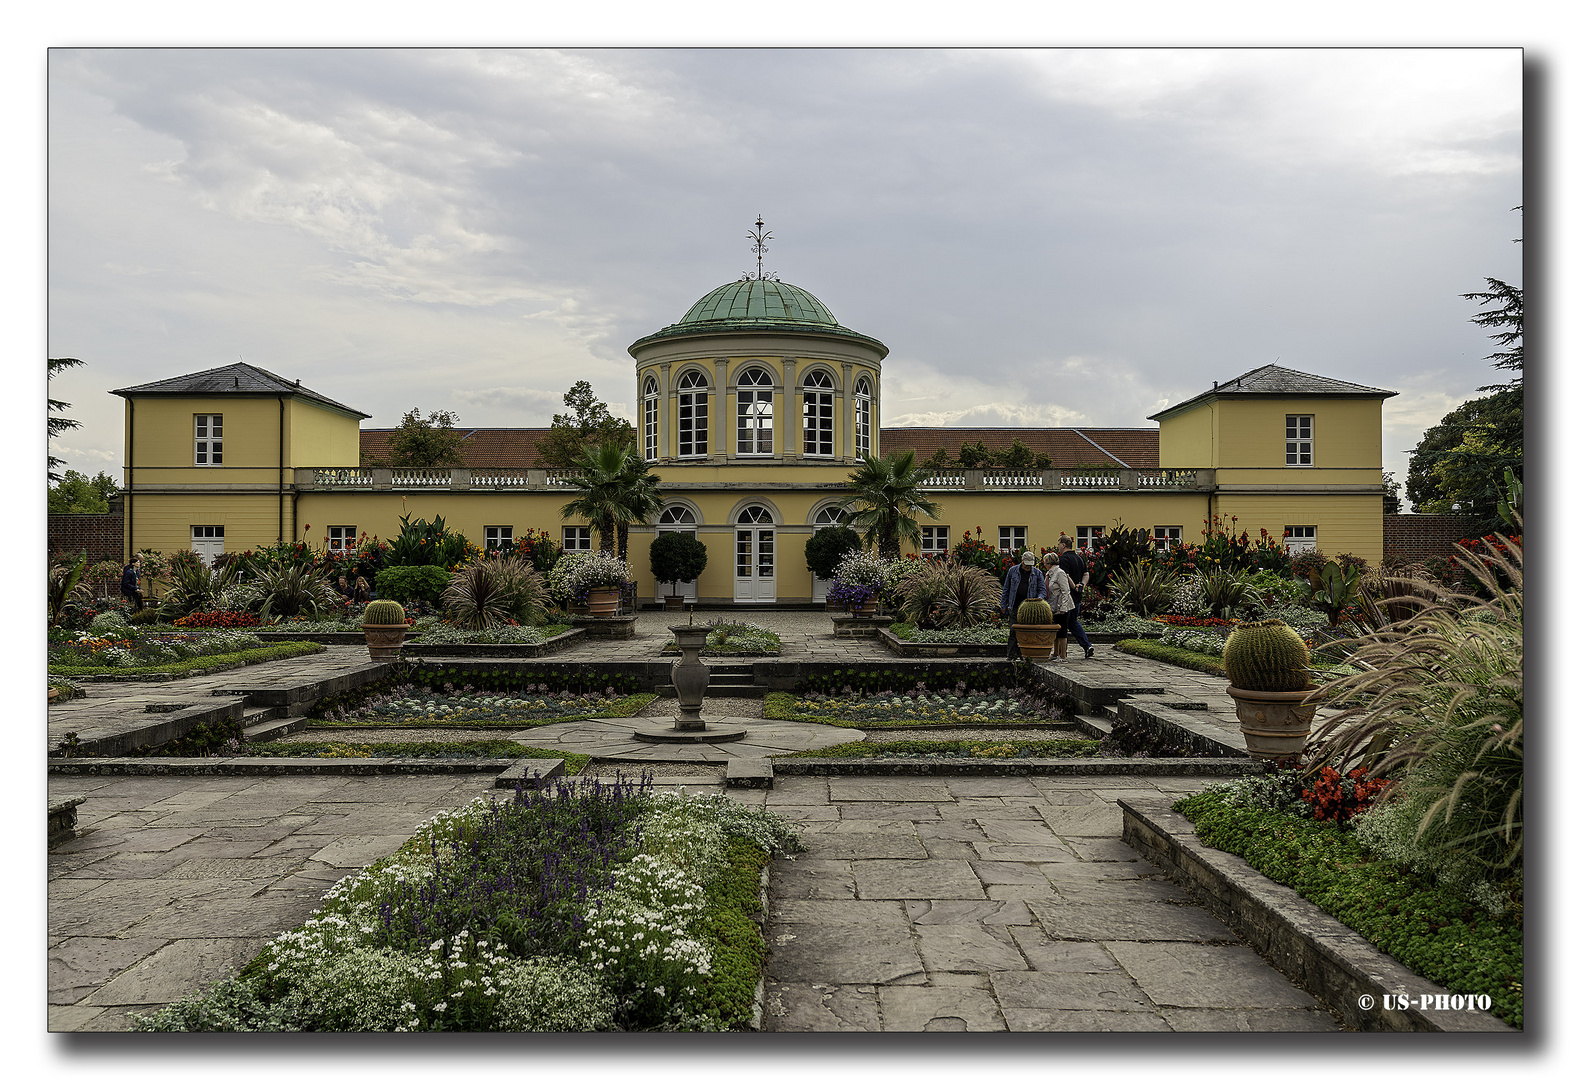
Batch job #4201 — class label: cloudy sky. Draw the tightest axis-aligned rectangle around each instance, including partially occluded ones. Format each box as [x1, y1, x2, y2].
[46, 47, 1521, 506]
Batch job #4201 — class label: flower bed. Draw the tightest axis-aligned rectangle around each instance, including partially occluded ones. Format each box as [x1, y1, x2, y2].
[1175, 782, 1522, 1028]
[660, 620, 780, 655]
[245, 740, 591, 771]
[131, 779, 801, 1031]
[887, 622, 1007, 645]
[782, 737, 1101, 760]
[48, 626, 274, 669]
[311, 684, 654, 728]
[767, 688, 1070, 728]
[409, 622, 571, 646]
[48, 636, 324, 678]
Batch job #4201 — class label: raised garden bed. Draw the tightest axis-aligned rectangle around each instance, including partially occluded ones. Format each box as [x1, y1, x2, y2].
[48, 640, 325, 681]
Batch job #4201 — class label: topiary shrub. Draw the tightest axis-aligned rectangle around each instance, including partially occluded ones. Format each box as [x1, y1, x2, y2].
[1014, 598, 1056, 625]
[1221, 619, 1312, 692]
[372, 565, 449, 606]
[648, 531, 709, 592]
[362, 599, 406, 626]
[804, 526, 863, 582]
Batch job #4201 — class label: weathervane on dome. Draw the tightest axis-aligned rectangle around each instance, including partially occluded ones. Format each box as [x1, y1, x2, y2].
[745, 215, 780, 281]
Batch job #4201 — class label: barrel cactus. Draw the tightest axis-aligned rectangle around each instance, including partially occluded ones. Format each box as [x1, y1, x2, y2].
[1222, 619, 1312, 692]
[362, 598, 407, 626]
[1014, 598, 1057, 625]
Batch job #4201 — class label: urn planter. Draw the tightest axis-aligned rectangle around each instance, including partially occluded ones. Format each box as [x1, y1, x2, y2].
[362, 623, 409, 661]
[668, 624, 712, 730]
[1227, 685, 1318, 761]
[586, 587, 621, 618]
[1011, 622, 1060, 660]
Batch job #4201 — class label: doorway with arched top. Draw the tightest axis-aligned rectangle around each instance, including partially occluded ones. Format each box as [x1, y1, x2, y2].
[657, 504, 700, 604]
[733, 505, 776, 603]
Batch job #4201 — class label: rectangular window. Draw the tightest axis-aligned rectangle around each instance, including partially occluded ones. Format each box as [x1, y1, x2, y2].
[997, 526, 1027, 553]
[194, 413, 223, 466]
[678, 389, 708, 456]
[921, 526, 950, 555]
[562, 526, 592, 551]
[736, 390, 774, 454]
[326, 526, 358, 553]
[1153, 526, 1182, 552]
[802, 392, 833, 455]
[855, 391, 872, 461]
[1283, 525, 1317, 554]
[1286, 415, 1314, 466]
[1076, 525, 1105, 550]
[484, 526, 514, 551]
[643, 397, 658, 461]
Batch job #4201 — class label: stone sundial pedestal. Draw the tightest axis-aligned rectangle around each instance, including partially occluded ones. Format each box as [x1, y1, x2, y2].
[632, 622, 748, 744]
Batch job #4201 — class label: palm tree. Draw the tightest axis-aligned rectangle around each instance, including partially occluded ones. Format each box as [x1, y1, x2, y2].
[558, 443, 664, 556]
[835, 449, 943, 559]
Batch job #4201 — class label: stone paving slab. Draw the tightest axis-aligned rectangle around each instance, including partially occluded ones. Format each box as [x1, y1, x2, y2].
[759, 774, 1346, 1032]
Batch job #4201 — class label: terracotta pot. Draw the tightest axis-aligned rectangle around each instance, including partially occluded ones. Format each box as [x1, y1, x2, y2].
[849, 599, 878, 616]
[1012, 623, 1060, 659]
[664, 594, 687, 612]
[48, 686, 60, 703]
[1227, 685, 1318, 761]
[587, 588, 621, 618]
[362, 622, 408, 661]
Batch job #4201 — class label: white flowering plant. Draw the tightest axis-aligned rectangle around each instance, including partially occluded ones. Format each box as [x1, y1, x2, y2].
[546, 551, 632, 606]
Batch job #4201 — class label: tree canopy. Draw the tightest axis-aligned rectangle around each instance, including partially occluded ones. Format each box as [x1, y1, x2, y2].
[48, 357, 84, 482]
[558, 443, 664, 558]
[534, 381, 636, 468]
[836, 450, 943, 559]
[48, 470, 119, 514]
[1405, 214, 1523, 527]
[922, 438, 1051, 471]
[364, 408, 467, 468]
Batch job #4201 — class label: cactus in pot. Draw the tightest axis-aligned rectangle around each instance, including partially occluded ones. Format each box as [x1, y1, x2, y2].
[361, 599, 409, 660]
[1011, 598, 1059, 659]
[1221, 619, 1316, 761]
[1222, 619, 1312, 692]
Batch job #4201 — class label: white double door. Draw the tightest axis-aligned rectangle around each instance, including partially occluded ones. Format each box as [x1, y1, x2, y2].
[733, 522, 776, 602]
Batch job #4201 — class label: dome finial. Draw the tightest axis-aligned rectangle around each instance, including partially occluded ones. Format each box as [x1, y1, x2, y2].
[747, 215, 780, 282]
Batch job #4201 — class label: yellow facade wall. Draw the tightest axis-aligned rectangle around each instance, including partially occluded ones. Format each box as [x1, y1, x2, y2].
[1216, 397, 1383, 481]
[123, 493, 295, 567]
[1213, 493, 1385, 563]
[285, 399, 362, 470]
[1158, 403, 1218, 468]
[125, 396, 288, 487]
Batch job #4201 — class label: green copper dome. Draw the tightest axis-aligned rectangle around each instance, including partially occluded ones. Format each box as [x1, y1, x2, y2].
[630, 277, 887, 355]
[679, 278, 839, 327]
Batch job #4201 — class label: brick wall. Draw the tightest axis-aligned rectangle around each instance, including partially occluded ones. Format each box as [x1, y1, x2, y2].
[48, 500, 124, 563]
[1383, 514, 1492, 564]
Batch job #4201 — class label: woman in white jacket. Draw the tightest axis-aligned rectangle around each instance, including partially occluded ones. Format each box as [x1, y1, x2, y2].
[1044, 552, 1085, 661]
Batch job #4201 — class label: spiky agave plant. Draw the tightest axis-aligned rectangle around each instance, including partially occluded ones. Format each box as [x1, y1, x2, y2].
[935, 562, 1003, 629]
[441, 561, 512, 630]
[1304, 525, 1522, 880]
[256, 562, 340, 621]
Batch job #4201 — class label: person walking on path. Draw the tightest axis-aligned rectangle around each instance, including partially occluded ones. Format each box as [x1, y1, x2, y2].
[1045, 551, 1091, 660]
[999, 549, 1047, 661]
[1055, 536, 1094, 659]
[119, 554, 144, 613]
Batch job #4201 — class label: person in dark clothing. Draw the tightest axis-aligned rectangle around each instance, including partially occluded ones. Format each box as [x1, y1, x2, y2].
[352, 576, 372, 604]
[1055, 537, 1094, 658]
[998, 550, 1048, 661]
[120, 555, 145, 613]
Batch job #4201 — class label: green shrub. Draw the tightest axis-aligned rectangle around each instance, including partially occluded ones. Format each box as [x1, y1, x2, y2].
[373, 565, 449, 606]
[803, 525, 863, 582]
[648, 531, 709, 590]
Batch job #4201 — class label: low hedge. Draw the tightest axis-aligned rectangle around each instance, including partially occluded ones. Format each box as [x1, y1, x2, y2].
[1174, 787, 1523, 1028]
[245, 740, 591, 772]
[307, 693, 657, 731]
[779, 738, 1102, 760]
[48, 641, 325, 678]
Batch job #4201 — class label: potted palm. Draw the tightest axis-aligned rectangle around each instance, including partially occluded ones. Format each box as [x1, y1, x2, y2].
[1011, 598, 1060, 659]
[361, 598, 409, 660]
[1221, 619, 1319, 760]
[649, 531, 708, 612]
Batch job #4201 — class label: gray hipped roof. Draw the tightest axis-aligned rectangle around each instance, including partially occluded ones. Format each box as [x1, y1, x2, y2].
[111, 362, 370, 419]
[1148, 364, 1396, 421]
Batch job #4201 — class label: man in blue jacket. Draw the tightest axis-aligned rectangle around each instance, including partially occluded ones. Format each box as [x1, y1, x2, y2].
[999, 550, 1047, 661]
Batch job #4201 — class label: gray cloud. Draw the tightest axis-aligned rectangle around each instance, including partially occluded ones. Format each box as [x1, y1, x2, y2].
[47, 48, 1522, 506]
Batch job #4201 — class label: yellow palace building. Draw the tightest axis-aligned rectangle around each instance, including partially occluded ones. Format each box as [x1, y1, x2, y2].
[111, 275, 1395, 605]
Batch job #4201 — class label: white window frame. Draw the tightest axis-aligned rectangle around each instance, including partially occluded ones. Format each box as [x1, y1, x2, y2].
[855, 377, 873, 462]
[642, 377, 659, 461]
[677, 371, 709, 458]
[484, 526, 514, 551]
[191, 525, 225, 566]
[997, 526, 1027, 552]
[326, 526, 358, 554]
[1076, 525, 1105, 550]
[1284, 525, 1317, 554]
[562, 526, 593, 551]
[921, 525, 950, 556]
[1287, 415, 1314, 467]
[194, 413, 223, 466]
[1153, 526, 1182, 552]
[735, 367, 774, 456]
[801, 369, 834, 457]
